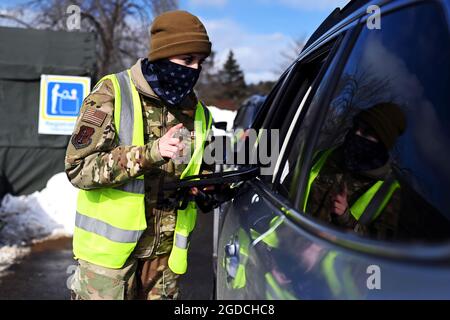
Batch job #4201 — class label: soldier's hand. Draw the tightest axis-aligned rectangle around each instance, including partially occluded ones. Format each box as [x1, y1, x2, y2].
[158, 123, 185, 159]
[189, 186, 214, 196]
[190, 187, 199, 196]
[332, 182, 348, 216]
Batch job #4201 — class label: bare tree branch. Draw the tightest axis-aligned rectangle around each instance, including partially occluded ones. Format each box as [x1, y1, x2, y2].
[275, 36, 306, 75]
[0, 13, 33, 28]
[3, 0, 179, 78]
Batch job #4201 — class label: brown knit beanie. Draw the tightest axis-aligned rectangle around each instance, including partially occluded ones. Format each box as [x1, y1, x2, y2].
[356, 103, 407, 150]
[148, 10, 212, 62]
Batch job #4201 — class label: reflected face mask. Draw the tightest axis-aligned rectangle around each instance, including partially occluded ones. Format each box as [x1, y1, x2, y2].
[343, 132, 389, 172]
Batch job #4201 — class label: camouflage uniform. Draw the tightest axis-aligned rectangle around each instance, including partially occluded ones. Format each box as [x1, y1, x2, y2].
[66, 59, 208, 300]
[306, 147, 401, 241]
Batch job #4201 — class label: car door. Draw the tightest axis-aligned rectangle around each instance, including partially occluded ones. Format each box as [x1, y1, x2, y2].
[216, 25, 352, 299]
[218, 0, 450, 300]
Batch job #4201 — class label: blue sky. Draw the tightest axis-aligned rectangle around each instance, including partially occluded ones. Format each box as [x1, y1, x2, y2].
[181, 0, 348, 39]
[180, 0, 349, 82]
[1, 0, 349, 82]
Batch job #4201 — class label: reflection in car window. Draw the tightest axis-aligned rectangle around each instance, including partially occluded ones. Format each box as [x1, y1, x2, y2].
[277, 47, 338, 199]
[270, 47, 337, 188]
[305, 3, 450, 242]
[251, 73, 287, 131]
[234, 95, 266, 130]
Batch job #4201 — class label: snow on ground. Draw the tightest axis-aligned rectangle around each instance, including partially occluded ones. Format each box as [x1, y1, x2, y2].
[207, 106, 237, 136]
[0, 173, 78, 274]
[0, 245, 30, 276]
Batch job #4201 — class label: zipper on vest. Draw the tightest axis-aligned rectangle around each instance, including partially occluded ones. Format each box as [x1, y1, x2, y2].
[151, 208, 162, 257]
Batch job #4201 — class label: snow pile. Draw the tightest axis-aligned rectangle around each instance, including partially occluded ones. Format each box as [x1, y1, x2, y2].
[207, 106, 237, 136]
[0, 173, 78, 246]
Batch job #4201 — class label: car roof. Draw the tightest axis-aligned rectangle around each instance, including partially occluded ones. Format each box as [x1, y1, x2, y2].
[302, 0, 373, 51]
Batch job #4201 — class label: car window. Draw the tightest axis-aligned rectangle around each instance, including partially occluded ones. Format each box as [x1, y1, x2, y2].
[293, 2, 450, 242]
[251, 72, 288, 131]
[257, 41, 340, 184]
[234, 95, 266, 130]
[227, 73, 287, 171]
[266, 44, 335, 138]
[275, 40, 342, 196]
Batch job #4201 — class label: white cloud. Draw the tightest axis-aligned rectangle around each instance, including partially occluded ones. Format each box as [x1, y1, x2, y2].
[189, 0, 228, 7]
[261, 0, 350, 11]
[204, 18, 293, 83]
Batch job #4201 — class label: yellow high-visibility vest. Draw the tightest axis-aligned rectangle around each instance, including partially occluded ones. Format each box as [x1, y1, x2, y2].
[303, 148, 400, 222]
[73, 69, 212, 270]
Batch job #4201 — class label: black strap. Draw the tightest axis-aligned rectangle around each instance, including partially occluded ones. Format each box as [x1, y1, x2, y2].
[358, 174, 397, 226]
[162, 167, 259, 191]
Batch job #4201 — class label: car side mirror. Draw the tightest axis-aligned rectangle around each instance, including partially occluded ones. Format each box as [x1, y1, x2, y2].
[214, 121, 228, 131]
[162, 166, 260, 191]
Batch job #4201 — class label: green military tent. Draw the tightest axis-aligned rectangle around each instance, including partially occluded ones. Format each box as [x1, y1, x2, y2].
[0, 26, 96, 199]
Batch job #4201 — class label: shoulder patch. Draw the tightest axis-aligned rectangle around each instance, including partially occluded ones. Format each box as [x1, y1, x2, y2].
[81, 108, 107, 127]
[71, 125, 95, 149]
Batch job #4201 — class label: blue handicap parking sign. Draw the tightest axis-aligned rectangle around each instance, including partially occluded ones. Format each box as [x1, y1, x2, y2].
[46, 81, 84, 116]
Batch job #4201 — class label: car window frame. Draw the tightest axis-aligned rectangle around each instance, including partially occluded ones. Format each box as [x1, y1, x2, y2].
[248, 35, 345, 188]
[294, 23, 365, 211]
[258, 42, 337, 136]
[270, 36, 345, 191]
[270, 23, 362, 204]
[251, 68, 291, 132]
[256, 1, 450, 261]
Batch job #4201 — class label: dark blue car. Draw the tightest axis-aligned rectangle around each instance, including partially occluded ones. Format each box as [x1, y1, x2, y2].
[215, 0, 450, 299]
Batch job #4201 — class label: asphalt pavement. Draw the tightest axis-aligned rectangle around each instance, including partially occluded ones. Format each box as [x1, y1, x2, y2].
[0, 212, 214, 300]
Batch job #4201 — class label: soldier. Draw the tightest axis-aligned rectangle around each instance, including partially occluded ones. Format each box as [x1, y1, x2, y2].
[305, 103, 406, 241]
[65, 10, 213, 300]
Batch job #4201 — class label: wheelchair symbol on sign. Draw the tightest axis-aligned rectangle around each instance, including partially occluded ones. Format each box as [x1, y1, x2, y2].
[51, 84, 80, 115]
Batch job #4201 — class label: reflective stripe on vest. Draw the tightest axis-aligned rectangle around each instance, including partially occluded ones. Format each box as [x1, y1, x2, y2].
[115, 179, 145, 194]
[265, 272, 296, 300]
[114, 70, 145, 184]
[322, 251, 360, 299]
[75, 212, 144, 243]
[303, 149, 399, 222]
[250, 215, 283, 248]
[73, 70, 146, 269]
[175, 233, 189, 249]
[168, 103, 213, 275]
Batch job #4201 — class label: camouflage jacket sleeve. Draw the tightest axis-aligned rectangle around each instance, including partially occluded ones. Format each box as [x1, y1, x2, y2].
[331, 208, 355, 228]
[65, 79, 166, 190]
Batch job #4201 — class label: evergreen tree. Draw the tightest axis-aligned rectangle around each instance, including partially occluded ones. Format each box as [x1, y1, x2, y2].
[195, 50, 274, 109]
[218, 50, 247, 103]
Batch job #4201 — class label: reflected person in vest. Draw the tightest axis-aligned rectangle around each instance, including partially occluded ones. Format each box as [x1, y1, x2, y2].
[306, 103, 406, 241]
[65, 11, 213, 300]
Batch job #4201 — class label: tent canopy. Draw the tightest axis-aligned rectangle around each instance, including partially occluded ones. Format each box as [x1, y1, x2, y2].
[0, 27, 96, 196]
